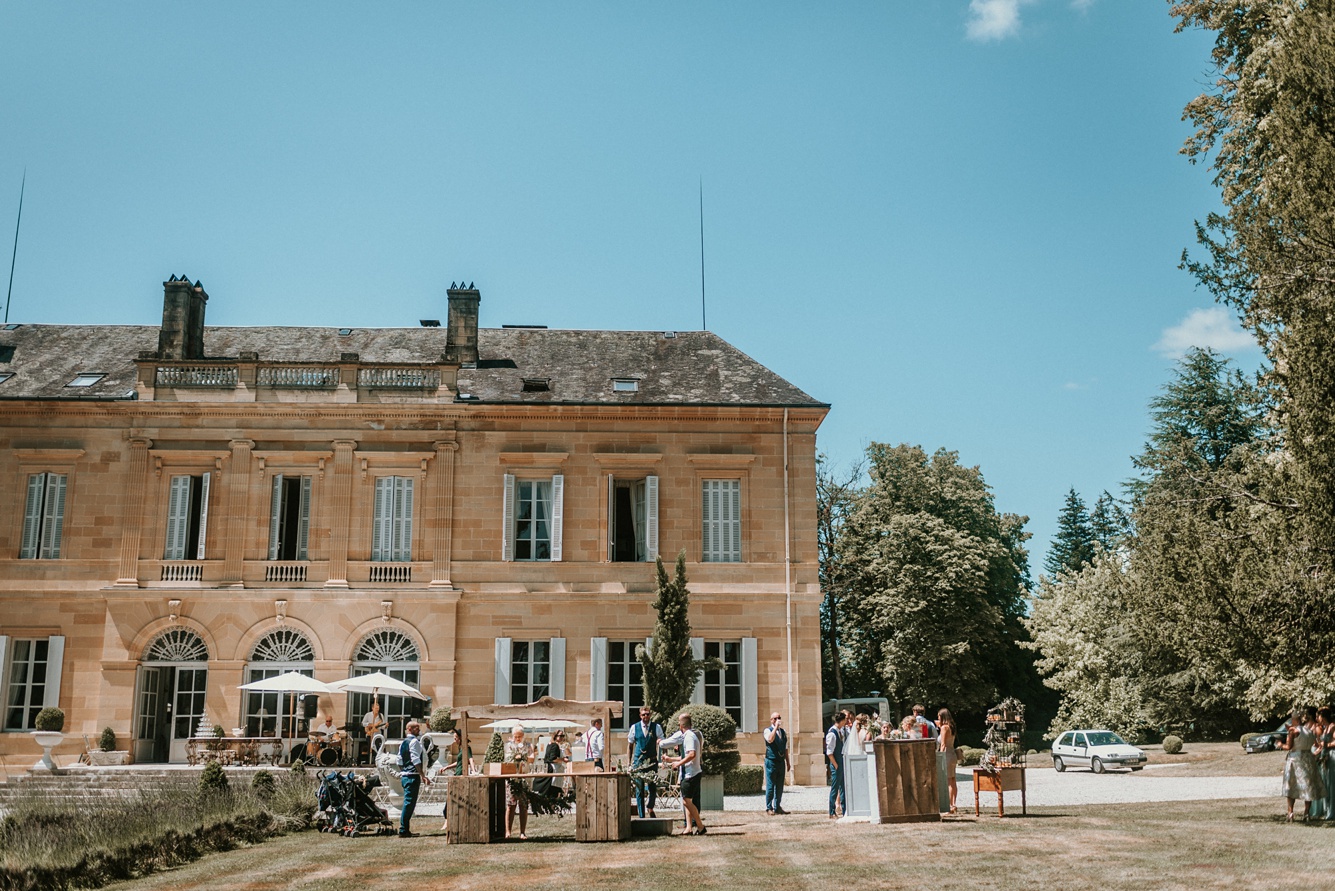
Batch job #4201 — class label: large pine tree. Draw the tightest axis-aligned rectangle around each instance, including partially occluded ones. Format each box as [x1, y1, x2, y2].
[1044, 488, 1095, 577]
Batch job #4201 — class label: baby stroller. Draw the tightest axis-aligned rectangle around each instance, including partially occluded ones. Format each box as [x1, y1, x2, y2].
[318, 771, 394, 837]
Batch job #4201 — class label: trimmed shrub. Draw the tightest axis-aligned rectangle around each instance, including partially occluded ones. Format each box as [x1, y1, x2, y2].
[1162, 735, 1183, 754]
[671, 704, 740, 776]
[251, 769, 276, 802]
[483, 731, 505, 763]
[428, 706, 456, 733]
[99, 727, 117, 751]
[724, 764, 764, 795]
[959, 747, 987, 766]
[35, 707, 65, 732]
[289, 758, 306, 777]
[199, 761, 229, 796]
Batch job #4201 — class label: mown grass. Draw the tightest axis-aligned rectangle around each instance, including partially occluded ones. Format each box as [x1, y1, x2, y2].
[0, 773, 315, 891]
[98, 797, 1329, 891]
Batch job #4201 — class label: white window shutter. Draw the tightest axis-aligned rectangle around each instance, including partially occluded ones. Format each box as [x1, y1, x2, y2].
[701, 480, 717, 562]
[645, 475, 659, 560]
[296, 476, 312, 560]
[195, 472, 210, 560]
[724, 480, 740, 562]
[741, 637, 758, 733]
[20, 475, 44, 559]
[372, 477, 391, 561]
[606, 474, 615, 562]
[396, 477, 414, 562]
[44, 635, 65, 710]
[267, 474, 284, 560]
[550, 474, 564, 562]
[548, 637, 566, 699]
[40, 474, 66, 559]
[494, 638, 513, 705]
[501, 474, 516, 562]
[165, 475, 191, 560]
[690, 638, 705, 705]
[0, 636, 9, 707]
[589, 637, 608, 701]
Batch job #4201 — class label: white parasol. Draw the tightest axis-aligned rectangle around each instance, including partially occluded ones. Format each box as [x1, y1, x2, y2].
[237, 672, 331, 757]
[325, 670, 428, 700]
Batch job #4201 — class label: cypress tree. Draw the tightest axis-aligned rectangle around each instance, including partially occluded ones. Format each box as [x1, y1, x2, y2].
[637, 552, 718, 721]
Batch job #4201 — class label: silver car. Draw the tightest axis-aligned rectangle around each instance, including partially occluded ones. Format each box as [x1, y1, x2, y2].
[1051, 730, 1146, 773]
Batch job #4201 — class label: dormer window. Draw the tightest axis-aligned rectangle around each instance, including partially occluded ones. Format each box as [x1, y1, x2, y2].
[67, 373, 105, 388]
[0, 372, 12, 384]
[522, 378, 551, 393]
[612, 378, 639, 393]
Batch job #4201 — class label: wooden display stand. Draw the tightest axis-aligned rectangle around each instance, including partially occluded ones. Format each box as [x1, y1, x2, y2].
[446, 775, 507, 844]
[972, 766, 1027, 817]
[575, 773, 632, 842]
[872, 739, 941, 824]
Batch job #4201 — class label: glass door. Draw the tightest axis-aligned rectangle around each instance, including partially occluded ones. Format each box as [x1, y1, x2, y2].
[169, 667, 208, 763]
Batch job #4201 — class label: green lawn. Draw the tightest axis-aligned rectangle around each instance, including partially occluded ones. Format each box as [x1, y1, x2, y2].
[103, 797, 1328, 891]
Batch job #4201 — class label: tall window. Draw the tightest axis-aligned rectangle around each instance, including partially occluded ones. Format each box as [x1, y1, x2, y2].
[4, 639, 50, 730]
[510, 640, 551, 704]
[607, 641, 645, 730]
[268, 474, 312, 561]
[244, 629, 315, 738]
[609, 476, 658, 562]
[701, 479, 741, 562]
[164, 474, 210, 560]
[502, 474, 563, 562]
[349, 630, 421, 738]
[20, 473, 67, 559]
[703, 640, 742, 725]
[372, 476, 413, 562]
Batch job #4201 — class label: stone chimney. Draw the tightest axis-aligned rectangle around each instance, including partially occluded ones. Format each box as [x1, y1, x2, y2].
[158, 275, 209, 360]
[445, 282, 480, 365]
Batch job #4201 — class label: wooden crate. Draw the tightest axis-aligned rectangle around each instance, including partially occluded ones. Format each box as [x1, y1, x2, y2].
[446, 776, 506, 844]
[574, 773, 632, 842]
[873, 739, 941, 824]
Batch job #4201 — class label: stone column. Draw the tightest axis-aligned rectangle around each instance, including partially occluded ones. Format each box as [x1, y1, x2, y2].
[221, 439, 254, 585]
[326, 440, 357, 587]
[114, 437, 152, 587]
[430, 438, 458, 588]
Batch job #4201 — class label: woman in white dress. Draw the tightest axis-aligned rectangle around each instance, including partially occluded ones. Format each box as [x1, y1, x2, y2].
[1281, 706, 1326, 822]
[504, 727, 534, 839]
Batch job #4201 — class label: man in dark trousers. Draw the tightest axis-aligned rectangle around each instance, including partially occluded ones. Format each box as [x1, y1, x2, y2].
[763, 711, 791, 814]
[627, 705, 664, 818]
[826, 710, 848, 818]
[397, 720, 431, 837]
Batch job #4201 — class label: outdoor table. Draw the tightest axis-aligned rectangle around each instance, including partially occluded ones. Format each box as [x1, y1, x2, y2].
[972, 766, 1027, 817]
[872, 739, 941, 823]
[185, 737, 278, 766]
[445, 772, 631, 844]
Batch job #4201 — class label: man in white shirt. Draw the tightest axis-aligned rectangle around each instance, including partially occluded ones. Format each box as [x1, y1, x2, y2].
[313, 713, 338, 737]
[826, 710, 848, 818]
[912, 704, 938, 739]
[659, 712, 707, 836]
[397, 720, 431, 838]
[586, 717, 605, 770]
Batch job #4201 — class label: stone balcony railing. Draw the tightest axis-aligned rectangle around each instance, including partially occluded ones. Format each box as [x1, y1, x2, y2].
[139, 355, 455, 402]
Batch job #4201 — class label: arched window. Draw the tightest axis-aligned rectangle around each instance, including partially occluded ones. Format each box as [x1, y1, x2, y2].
[350, 630, 422, 740]
[245, 628, 316, 739]
[134, 629, 209, 764]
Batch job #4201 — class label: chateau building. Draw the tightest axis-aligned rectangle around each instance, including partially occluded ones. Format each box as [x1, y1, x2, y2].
[0, 278, 828, 779]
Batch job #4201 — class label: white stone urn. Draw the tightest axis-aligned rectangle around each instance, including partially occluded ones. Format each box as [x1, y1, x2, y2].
[425, 731, 455, 772]
[32, 731, 65, 771]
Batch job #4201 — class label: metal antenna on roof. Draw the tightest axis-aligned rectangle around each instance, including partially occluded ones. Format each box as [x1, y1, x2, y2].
[4, 170, 24, 325]
[699, 177, 706, 331]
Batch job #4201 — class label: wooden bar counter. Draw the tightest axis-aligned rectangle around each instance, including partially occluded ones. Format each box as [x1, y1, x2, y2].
[872, 739, 941, 824]
[445, 772, 632, 844]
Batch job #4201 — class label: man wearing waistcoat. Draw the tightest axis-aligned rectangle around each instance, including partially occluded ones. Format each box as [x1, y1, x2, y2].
[826, 710, 848, 818]
[627, 706, 664, 818]
[763, 711, 791, 815]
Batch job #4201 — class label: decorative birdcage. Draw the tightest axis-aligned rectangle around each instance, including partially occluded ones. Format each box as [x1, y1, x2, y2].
[980, 697, 1026, 769]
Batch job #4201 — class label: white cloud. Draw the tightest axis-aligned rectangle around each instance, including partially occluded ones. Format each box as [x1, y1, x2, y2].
[966, 0, 1035, 42]
[1154, 307, 1259, 358]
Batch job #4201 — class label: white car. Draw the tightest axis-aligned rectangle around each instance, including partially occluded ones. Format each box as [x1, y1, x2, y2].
[1051, 730, 1146, 773]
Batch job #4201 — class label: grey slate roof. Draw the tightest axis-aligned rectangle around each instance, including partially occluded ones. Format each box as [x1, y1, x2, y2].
[0, 324, 825, 407]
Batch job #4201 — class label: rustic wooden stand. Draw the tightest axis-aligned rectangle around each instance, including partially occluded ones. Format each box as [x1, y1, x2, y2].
[445, 772, 631, 844]
[873, 739, 941, 823]
[972, 766, 1027, 817]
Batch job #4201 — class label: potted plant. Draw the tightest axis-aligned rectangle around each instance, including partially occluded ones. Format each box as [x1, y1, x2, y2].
[671, 704, 739, 811]
[89, 726, 130, 766]
[32, 706, 65, 771]
[425, 706, 457, 770]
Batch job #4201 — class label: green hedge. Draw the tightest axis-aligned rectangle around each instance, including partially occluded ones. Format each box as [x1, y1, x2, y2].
[723, 765, 764, 795]
[1162, 735, 1183, 754]
[959, 747, 986, 766]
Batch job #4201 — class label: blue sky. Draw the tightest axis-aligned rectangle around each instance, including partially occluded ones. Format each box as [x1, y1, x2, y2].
[0, 1, 1257, 573]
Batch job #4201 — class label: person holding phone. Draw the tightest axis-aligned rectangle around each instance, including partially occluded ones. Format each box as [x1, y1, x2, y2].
[763, 711, 791, 815]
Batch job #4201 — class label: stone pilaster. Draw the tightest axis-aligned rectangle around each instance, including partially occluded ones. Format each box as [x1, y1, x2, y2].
[221, 440, 254, 585]
[430, 438, 458, 587]
[325, 440, 357, 587]
[114, 438, 152, 587]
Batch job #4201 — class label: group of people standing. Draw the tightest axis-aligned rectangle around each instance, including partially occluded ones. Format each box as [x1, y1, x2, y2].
[826, 705, 959, 817]
[1281, 705, 1335, 822]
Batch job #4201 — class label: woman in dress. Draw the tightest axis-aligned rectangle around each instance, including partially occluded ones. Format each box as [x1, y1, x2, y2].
[937, 708, 959, 815]
[532, 730, 568, 796]
[504, 727, 534, 839]
[1280, 706, 1325, 822]
[1315, 706, 1335, 821]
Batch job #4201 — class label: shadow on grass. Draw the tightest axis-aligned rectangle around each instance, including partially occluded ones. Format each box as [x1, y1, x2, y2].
[1235, 812, 1335, 826]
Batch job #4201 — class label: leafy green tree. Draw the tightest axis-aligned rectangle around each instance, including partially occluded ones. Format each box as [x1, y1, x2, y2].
[817, 454, 862, 699]
[833, 444, 1037, 713]
[637, 553, 718, 721]
[1045, 488, 1096, 577]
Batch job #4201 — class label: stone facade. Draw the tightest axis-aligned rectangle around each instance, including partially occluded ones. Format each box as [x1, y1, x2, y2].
[0, 280, 828, 781]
